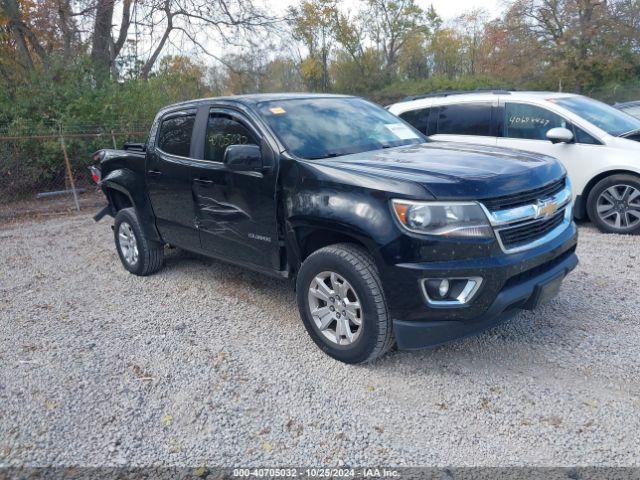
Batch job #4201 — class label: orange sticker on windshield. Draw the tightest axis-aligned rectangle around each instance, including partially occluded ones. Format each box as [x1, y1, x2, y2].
[269, 107, 286, 114]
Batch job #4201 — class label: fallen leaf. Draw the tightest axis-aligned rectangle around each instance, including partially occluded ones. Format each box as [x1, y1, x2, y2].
[162, 413, 173, 425]
[168, 438, 181, 453]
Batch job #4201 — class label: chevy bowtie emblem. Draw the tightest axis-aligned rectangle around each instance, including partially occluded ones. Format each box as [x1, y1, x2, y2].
[536, 198, 558, 219]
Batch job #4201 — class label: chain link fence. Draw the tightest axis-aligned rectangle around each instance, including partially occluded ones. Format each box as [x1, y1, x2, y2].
[0, 122, 148, 222]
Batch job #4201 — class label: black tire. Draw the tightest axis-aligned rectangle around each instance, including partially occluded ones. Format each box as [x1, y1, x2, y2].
[113, 208, 165, 276]
[296, 243, 394, 364]
[587, 174, 640, 234]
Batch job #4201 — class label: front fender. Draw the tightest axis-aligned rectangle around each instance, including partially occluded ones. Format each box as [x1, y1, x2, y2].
[283, 185, 399, 272]
[101, 168, 162, 243]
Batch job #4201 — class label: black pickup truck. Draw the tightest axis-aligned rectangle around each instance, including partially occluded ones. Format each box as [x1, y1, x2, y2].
[91, 93, 578, 363]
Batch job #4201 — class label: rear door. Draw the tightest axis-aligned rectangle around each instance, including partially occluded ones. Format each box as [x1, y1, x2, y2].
[189, 107, 281, 270]
[429, 101, 498, 146]
[146, 110, 200, 249]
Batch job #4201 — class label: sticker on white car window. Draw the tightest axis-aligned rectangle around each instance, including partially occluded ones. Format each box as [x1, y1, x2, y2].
[385, 123, 420, 140]
[269, 107, 286, 114]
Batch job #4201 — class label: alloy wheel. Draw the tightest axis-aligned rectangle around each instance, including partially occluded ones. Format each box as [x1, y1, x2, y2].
[118, 221, 139, 266]
[596, 184, 640, 230]
[307, 271, 363, 346]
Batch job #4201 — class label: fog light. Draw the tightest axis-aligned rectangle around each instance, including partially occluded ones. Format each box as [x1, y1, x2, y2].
[438, 279, 450, 298]
[422, 277, 483, 306]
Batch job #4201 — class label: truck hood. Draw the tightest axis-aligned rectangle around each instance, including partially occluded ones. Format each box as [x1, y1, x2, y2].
[313, 142, 566, 200]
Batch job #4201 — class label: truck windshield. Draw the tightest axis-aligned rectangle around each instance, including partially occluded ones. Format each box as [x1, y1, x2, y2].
[256, 97, 425, 159]
[550, 95, 640, 137]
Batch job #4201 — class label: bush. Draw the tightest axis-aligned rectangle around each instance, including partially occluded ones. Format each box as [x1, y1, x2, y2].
[369, 75, 512, 105]
[0, 56, 213, 200]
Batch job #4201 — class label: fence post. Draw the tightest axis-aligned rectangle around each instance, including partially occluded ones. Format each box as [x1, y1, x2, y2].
[111, 130, 117, 149]
[59, 127, 81, 212]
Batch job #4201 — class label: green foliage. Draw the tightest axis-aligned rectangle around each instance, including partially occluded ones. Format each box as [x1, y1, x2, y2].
[0, 55, 213, 200]
[371, 75, 512, 105]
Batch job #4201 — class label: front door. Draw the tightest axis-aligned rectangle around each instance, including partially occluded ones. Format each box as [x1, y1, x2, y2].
[146, 110, 200, 249]
[496, 102, 601, 193]
[190, 109, 280, 271]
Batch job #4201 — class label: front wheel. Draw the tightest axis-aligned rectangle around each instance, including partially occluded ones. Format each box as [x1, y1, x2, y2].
[114, 208, 165, 276]
[587, 174, 640, 234]
[296, 244, 394, 364]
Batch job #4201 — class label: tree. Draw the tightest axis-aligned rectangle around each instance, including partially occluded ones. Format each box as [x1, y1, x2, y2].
[504, 0, 623, 91]
[91, 0, 117, 80]
[1, 0, 48, 71]
[454, 8, 490, 76]
[138, 0, 274, 80]
[428, 28, 464, 78]
[288, 0, 338, 92]
[364, 0, 438, 76]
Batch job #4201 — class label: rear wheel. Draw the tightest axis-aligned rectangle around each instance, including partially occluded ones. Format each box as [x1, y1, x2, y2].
[587, 174, 640, 234]
[114, 208, 165, 275]
[296, 243, 394, 364]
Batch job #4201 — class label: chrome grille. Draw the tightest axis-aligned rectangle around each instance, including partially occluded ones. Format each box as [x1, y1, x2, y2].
[498, 211, 565, 250]
[482, 178, 566, 212]
[481, 179, 572, 253]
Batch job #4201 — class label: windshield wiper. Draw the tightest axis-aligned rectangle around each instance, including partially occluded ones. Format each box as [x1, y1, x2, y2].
[305, 152, 341, 160]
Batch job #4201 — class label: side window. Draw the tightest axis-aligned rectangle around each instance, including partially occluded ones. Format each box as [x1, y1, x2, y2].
[573, 125, 601, 145]
[158, 114, 195, 156]
[205, 114, 258, 162]
[399, 108, 430, 135]
[504, 103, 567, 140]
[437, 103, 492, 136]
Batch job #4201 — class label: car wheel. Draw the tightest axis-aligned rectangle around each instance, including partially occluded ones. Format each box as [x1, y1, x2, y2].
[296, 243, 394, 364]
[587, 174, 640, 234]
[114, 208, 165, 275]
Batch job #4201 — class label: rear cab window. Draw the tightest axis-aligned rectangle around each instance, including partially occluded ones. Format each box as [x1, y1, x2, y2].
[158, 114, 196, 157]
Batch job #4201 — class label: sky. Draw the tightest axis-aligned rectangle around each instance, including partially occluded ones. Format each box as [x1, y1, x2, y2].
[265, 0, 505, 21]
[155, 0, 507, 66]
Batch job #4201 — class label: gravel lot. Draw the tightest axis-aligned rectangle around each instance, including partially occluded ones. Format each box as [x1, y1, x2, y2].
[1, 213, 639, 467]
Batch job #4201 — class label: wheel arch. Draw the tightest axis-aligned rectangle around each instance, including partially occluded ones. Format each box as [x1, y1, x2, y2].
[101, 168, 162, 243]
[285, 221, 381, 277]
[579, 169, 640, 221]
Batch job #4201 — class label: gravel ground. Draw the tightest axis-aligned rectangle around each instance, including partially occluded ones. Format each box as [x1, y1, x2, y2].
[1, 214, 639, 467]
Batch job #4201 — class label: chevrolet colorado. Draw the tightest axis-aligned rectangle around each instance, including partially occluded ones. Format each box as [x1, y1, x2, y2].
[91, 94, 578, 363]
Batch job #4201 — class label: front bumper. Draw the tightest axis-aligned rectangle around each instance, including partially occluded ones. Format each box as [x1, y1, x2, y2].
[393, 247, 577, 349]
[380, 221, 578, 349]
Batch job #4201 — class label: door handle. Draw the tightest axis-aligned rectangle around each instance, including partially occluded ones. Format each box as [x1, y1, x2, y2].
[147, 170, 162, 176]
[194, 178, 214, 185]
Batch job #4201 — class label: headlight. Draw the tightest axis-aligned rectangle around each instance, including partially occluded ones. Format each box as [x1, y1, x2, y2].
[391, 199, 494, 238]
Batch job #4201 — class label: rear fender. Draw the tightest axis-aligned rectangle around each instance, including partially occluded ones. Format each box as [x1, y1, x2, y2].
[100, 168, 162, 243]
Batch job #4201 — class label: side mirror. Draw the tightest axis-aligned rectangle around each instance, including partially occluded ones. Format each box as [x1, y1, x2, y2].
[223, 144, 262, 171]
[546, 127, 574, 144]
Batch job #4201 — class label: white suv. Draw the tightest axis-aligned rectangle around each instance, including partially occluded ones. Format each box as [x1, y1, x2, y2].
[388, 91, 640, 234]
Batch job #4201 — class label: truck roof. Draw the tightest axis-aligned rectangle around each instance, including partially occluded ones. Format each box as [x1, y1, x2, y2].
[162, 93, 354, 112]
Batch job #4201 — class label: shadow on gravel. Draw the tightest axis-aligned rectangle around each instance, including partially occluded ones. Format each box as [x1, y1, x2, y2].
[152, 242, 581, 371]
